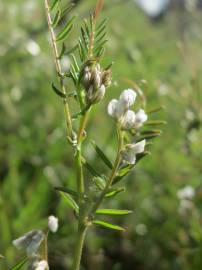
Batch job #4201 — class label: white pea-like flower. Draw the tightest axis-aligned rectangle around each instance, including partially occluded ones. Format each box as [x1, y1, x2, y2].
[119, 89, 137, 109]
[12, 230, 44, 256]
[120, 110, 136, 130]
[122, 140, 146, 164]
[108, 99, 124, 119]
[35, 260, 49, 270]
[134, 109, 148, 128]
[48, 215, 58, 233]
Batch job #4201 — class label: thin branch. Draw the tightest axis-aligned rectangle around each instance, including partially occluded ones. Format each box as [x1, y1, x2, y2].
[44, 0, 74, 140]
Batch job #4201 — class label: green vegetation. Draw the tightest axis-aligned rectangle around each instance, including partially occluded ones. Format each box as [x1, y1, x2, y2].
[0, 0, 202, 269]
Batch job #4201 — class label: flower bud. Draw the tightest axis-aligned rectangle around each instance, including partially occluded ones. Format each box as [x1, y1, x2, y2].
[82, 67, 92, 91]
[120, 110, 136, 130]
[92, 84, 106, 104]
[122, 140, 146, 164]
[119, 89, 137, 109]
[102, 69, 112, 87]
[134, 109, 148, 128]
[48, 215, 58, 233]
[91, 66, 102, 90]
[108, 99, 124, 119]
[35, 260, 49, 270]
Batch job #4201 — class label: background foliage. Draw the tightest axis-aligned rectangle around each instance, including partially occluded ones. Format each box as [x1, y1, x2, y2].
[0, 0, 202, 269]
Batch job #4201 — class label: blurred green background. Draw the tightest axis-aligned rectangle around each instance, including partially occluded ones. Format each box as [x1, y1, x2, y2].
[0, 0, 202, 269]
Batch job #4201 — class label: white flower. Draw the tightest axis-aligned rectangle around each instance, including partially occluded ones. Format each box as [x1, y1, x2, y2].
[119, 89, 137, 109]
[35, 260, 49, 270]
[120, 110, 136, 130]
[108, 99, 124, 119]
[122, 140, 146, 164]
[12, 230, 44, 256]
[48, 215, 58, 233]
[178, 199, 194, 215]
[177, 186, 195, 200]
[134, 109, 148, 128]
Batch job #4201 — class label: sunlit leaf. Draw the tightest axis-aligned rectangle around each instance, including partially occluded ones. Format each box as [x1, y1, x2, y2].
[105, 187, 125, 198]
[96, 209, 132, 216]
[93, 220, 125, 231]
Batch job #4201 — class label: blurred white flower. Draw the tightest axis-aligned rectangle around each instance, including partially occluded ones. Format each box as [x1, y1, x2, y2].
[178, 199, 194, 215]
[26, 39, 40, 56]
[13, 230, 44, 256]
[177, 186, 195, 200]
[134, 109, 148, 128]
[122, 140, 146, 164]
[120, 110, 136, 130]
[136, 0, 170, 18]
[135, 223, 148, 236]
[61, 56, 70, 71]
[119, 89, 137, 109]
[48, 215, 59, 233]
[35, 260, 49, 270]
[10, 86, 22, 102]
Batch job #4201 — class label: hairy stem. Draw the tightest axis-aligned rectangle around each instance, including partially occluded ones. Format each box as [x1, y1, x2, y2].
[44, 0, 73, 139]
[89, 126, 124, 215]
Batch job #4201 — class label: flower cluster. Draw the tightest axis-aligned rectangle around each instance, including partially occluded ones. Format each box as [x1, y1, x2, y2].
[108, 89, 148, 130]
[12, 215, 59, 269]
[108, 89, 148, 165]
[82, 63, 112, 105]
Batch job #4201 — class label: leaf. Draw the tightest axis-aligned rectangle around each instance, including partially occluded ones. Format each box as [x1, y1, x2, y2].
[58, 42, 66, 59]
[55, 186, 78, 198]
[10, 257, 27, 270]
[96, 209, 132, 216]
[93, 220, 125, 231]
[56, 16, 76, 42]
[50, 0, 59, 12]
[105, 187, 125, 198]
[52, 9, 61, 28]
[82, 157, 101, 177]
[60, 3, 75, 20]
[52, 83, 66, 98]
[141, 129, 162, 136]
[91, 141, 113, 169]
[145, 120, 167, 126]
[93, 176, 106, 190]
[59, 192, 79, 213]
[147, 105, 166, 114]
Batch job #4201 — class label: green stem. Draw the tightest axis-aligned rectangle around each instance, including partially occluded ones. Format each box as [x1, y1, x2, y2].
[71, 224, 87, 270]
[89, 126, 124, 215]
[72, 110, 90, 269]
[44, 0, 73, 140]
